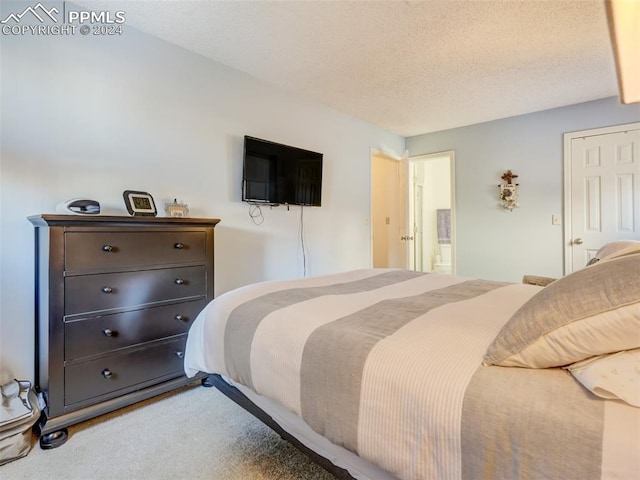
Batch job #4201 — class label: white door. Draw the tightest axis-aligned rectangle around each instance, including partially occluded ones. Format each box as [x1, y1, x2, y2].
[396, 151, 411, 269]
[413, 184, 424, 271]
[564, 123, 640, 272]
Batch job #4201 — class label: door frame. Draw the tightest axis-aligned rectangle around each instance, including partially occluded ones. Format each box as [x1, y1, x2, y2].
[562, 121, 640, 273]
[409, 151, 456, 274]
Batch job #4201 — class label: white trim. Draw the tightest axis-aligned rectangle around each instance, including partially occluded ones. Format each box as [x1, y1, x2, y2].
[562, 122, 640, 274]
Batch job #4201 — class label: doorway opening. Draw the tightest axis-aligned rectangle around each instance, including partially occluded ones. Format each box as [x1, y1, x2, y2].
[371, 149, 455, 273]
[409, 152, 455, 274]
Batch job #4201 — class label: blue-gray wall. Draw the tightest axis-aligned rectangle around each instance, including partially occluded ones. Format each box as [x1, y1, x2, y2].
[407, 98, 640, 282]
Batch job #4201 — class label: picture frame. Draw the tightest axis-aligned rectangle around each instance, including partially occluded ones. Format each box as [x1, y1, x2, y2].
[123, 190, 157, 216]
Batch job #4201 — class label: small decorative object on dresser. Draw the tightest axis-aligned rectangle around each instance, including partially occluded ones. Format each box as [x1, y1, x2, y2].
[55, 198, 101, 215]
[164, 199, 190, 218]
[28, 215, 220, 449]
[122, 190, 157, 216]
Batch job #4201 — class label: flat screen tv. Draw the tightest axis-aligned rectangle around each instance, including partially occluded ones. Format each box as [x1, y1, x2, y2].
[242, 136, 323, 207]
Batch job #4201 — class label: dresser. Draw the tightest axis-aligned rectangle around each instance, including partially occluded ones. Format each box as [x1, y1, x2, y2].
[28, 215, 220, 448]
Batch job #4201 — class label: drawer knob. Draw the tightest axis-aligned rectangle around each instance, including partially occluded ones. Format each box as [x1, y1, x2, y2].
[175, 351, 185, 359]
[174, 243, 185, 249]
[174, 314, 187, 322]
[102, 286, 114, 294]
[102, 245, 114, 252]
[102, 328, 115, 337]
[101, 369, 113, 379]
[174, 278, 185, 285]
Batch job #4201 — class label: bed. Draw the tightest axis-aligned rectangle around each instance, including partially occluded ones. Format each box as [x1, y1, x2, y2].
[184, 243, 640, 480]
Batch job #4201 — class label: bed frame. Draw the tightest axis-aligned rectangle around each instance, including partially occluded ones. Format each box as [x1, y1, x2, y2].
[203, 374, 356, 480]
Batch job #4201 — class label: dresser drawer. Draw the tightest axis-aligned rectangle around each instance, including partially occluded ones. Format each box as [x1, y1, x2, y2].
[65, 299, 206, 361]
[65, 337, 187, 406]
[65, 231, 206, 271]
[65, 266, 206, 315]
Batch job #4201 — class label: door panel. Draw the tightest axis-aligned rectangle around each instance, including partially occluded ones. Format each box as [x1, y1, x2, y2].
[372, 152, 407, 268]
[413, 185, 424, 271]
[397, 151, 410, 269]
[567, 124, 640, 271]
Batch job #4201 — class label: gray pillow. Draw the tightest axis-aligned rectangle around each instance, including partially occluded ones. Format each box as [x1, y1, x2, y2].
[484, 253, 640, 368]
[587, 240, 640, 265]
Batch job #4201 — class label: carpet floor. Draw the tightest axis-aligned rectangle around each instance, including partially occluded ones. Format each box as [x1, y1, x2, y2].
[1, 382, 339, 480]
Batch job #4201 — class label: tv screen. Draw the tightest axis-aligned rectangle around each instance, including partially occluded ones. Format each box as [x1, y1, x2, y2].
[242, 136, 323, 206]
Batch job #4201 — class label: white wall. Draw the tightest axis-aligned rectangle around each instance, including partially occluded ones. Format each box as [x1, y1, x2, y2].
[407, 98, 640, 283]
[0, 25, 404, 382]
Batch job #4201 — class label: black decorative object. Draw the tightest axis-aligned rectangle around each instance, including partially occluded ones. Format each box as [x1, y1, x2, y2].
[123, 190, 157, 216]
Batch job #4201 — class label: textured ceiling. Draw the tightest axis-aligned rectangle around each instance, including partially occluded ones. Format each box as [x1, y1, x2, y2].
[75, 0, 620, 136]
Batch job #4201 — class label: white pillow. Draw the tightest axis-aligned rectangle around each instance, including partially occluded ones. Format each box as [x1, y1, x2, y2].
[566, 349, 640, 407]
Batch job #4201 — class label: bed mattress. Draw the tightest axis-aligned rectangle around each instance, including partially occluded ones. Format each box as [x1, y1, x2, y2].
[185, 268, 640, 480]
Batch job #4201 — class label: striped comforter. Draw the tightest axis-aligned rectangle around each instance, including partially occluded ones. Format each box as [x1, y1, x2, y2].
[184, 269, 640, 480]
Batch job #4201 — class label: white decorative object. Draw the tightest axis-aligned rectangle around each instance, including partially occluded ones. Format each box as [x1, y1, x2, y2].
[164, 198, 189, 217]
[499, 170, 519, 211]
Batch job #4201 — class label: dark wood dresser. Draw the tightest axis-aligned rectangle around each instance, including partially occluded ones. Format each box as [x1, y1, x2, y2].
[28, 215, 220, 448]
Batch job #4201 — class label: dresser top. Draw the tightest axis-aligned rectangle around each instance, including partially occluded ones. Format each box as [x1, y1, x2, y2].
[28, 214, 221, 228]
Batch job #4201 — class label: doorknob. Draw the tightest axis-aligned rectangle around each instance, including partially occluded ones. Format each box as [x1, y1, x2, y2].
[572, 238, 584, 245]
[400, 235, 414, 241]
